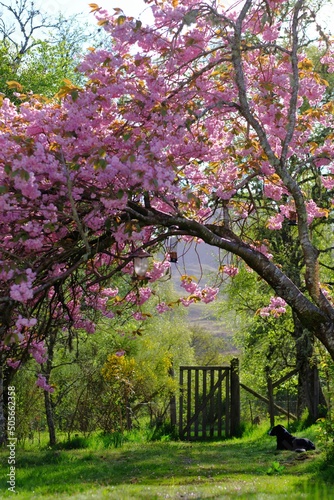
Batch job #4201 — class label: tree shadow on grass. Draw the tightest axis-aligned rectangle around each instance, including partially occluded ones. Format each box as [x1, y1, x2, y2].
[0, 434, 332, 498]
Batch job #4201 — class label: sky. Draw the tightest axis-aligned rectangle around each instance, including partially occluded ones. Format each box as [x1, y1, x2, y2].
[41, 0, 333, 33]
[41, 0, 154, 21]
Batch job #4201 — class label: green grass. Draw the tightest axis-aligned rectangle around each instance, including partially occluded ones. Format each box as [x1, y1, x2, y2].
[1, 425, 333, 499]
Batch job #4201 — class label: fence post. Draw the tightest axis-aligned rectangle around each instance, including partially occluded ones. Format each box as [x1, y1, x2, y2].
[266, 367, 275, 428]
[230, 358, 240, 437]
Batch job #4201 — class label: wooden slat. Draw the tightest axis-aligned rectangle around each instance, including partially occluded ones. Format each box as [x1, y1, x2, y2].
[187, 368, 192, 439]
[194, 368, 199, 437]
[179, 368, 184, 438]
[209, 369, 215, 437]
[217, 369, 222, 437]
[202, 369, 207, 438]
[182, 369, 228, 437]
[240, 382, 297, 420]
[272, 368, 298, 389]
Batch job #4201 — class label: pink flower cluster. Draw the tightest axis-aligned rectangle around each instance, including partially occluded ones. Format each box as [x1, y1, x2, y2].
[9, 269, 36, 303]
[264, 182, 288, 202]
[156, 302, 171, 314]
[148, 261, 171, 282]
[101, 287, 119, 297]
[180, 277, 218, 305]
[126, 287, 152, 306]
[36, 374, 54, 393]
[29, 341, 48, 364]
[268, 200, 328, 229]
[7, 359, 21, 370]
[305, 200, 328, 224]
[221, 265, 239, 277]
[259, 296, 287, 318]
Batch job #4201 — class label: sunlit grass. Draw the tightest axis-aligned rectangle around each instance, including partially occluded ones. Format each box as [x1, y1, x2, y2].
[0, 424, 333, 499]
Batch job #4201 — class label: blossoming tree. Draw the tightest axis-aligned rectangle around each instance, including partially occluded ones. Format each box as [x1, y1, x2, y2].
[2, 0, 334, 380]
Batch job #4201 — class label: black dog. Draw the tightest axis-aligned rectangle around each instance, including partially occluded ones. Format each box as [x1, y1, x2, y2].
[269, 424, 315, 452]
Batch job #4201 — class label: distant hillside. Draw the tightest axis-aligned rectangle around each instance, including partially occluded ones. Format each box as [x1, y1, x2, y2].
[169, 240, 239, 355]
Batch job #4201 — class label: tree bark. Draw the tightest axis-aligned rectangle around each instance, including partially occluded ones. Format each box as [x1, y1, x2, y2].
[292, 315, 327, 422]
[43, 330, 58, 446]
[44, 389, 56, 446]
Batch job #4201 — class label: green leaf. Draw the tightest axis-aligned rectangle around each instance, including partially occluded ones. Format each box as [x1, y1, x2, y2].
[71, 89, 79, 102]
[20, 169, 30, 181]
[183, 9, 199, 26]
[105, 217, 111, 231]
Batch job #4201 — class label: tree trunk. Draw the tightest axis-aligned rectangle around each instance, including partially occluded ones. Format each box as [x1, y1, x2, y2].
[43, 330, 58, 446]
[44, 390, 56, 446]
[293, 315, 327, 422]
[297, 361, 326, 422]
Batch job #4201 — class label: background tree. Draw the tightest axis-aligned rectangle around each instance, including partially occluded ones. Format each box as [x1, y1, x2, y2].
[0, 1, 97, 99]
[190, 326, 227, 366]
[219, 266, 328, 421]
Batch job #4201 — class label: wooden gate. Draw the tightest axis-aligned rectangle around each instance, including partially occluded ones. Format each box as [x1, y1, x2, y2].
[179, 359, 240, 440]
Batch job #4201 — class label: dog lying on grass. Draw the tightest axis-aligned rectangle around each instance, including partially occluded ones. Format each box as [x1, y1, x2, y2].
[269, 424, 315, 452]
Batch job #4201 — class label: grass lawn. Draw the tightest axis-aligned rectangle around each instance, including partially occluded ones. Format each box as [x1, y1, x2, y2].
[1, 426, 333, 499]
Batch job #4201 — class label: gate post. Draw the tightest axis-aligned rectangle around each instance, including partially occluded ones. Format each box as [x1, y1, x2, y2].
[169, 364, 177, 429]
[230, 358, 240, 437]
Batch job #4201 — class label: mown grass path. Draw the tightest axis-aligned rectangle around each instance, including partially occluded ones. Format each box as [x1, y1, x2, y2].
[1, 429, 333, 499]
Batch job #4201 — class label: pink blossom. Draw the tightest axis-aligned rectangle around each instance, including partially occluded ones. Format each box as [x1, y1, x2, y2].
[221, 265, 239, 277]
[7, 359, 21, 370]
[321, 52, 334, 72]
[252, 244, 273, 260]
[74, 319, 96, 334]
[262, 24, 281, 42]
[264, 183, 286, 201]
[126, 287, 152, 305]
[156, 302, 171, 314]
[10, 269, 36, 303]
[36, 374, 54, 393]
[267, 212, 284, 230]
[148, 261, 170, 282]
[313, 157, 331, 168]
[102, 287, 119, 297]
[180, 278, 200, 295]
[15, 315, 37, 331]
[179, 297, 196, 307]
[201, 287, 218, 303]
[29, 341, 48, 364]
[321, 176, 334, 190]
[132, 311, 147, 321]
[138, 287, 152, 305]
[104, 311, 115, 319]
[306, 200, 328, 224]
[259, 296, 287, 318]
